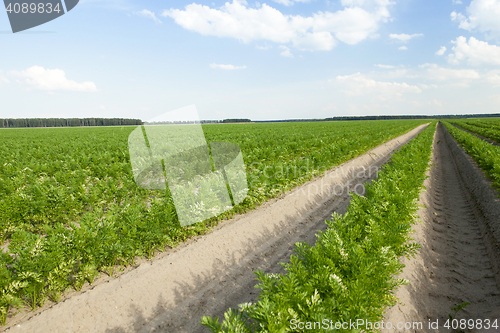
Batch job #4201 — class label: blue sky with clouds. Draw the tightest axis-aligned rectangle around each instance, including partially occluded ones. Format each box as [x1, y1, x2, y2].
[1, 0, 500, 121]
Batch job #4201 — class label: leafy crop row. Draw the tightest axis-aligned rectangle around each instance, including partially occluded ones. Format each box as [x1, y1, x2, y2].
[442, 121, 500, 192]
[0, 120, 426, 325]
[201, 123, 436, 332]
[448, 118, 500, 144]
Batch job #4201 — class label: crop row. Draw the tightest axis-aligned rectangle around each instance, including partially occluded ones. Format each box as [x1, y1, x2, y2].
[448, 118, 500, 144]
[442, 121, 500, 193]
[0, 120, 426, 325]
[201, 123, 436, 332]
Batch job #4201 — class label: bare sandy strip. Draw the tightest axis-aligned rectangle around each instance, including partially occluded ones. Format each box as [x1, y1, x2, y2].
[383, 123, 500, 333]
[3, 124, 428, 333]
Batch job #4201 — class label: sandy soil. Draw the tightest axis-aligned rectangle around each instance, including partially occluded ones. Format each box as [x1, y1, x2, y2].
[2, 125, 429, 333]
[383, 123, 500, 333]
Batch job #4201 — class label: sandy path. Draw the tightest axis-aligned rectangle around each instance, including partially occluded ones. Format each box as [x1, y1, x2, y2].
[2, 125, 428, 333]
[383, 123, 500, 333]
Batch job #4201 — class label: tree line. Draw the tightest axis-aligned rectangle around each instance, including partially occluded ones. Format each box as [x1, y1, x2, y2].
[253, 113, 500, 123]
[0, 118, 143, 128]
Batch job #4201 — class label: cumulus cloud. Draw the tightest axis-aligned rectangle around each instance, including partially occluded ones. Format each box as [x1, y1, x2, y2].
[279, 45, 294, 57]
[420, 63, 480, 81]
[256, 44, 272, 50]
[136, 9, 162, 24]
[447, 36, 500, 66]
[9, 66, 97, 92]
[272, 0, 311, 6]
[485, 70, 500, 86]
[209, 63, 247, 70]
[389, 33, 423, 42]
[374, 64, 396, 68]
[335, 72, 421, 100]
[398, 46, 408, 50]
[451, 0, 500, 36]
[161, 0, 392, 51]
[0, 71, 9, 84]
[435, 46, 447, 56]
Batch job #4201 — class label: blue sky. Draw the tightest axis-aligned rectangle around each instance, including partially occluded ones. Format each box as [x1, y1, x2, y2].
[1, 0, 500, 121]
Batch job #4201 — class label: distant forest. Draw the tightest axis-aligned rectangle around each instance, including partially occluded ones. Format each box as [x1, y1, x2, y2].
[254, 113, 500, 123]
[221, 118, 252, 123]
[2, 114, 499, 128]
[0, 118, 143, 128]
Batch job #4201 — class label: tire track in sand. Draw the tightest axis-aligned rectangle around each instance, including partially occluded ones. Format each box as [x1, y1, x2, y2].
[384, 123, 500, 333]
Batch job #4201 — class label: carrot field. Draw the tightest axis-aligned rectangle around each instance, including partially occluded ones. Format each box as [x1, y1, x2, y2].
[0, 119, 426, 325]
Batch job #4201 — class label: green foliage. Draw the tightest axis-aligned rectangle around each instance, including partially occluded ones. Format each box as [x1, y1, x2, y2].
[449, 302, 470, 321]
[201, 123, 436, 332]
[449, 118, 500, 144]
[442, 121, 500, 192]
[0, 120, 427, 325]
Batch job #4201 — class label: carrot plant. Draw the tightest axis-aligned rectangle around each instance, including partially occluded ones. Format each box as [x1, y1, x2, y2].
[0, 120, 427, 325]
[443, 121, 500, 192]
[201, 123, 436, 332]
[449, 118, 500, 144]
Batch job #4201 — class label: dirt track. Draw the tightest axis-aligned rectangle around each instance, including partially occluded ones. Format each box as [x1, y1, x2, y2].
[384, 123, 500, 332]
[3, 125, 428, 333]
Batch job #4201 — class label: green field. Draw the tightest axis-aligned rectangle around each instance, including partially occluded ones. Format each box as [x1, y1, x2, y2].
[442, 121, 500, 193]
[203, 123, 436, 332]
[0, 120, 426, 324]
[448, 118, 500, 144]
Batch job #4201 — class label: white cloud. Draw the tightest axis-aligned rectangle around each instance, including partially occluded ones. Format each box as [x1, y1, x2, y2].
[420, 63, 480, 81]
[386, 69, 412, 78]
[447, 36, 500, 66]
[485, 70, 500, 86]
[279, 45, 294, 57]
[209, 63, 247, 70]
[453, 0, 462, 4]
[136, 9, 162, 24]
[389, 33, 423, 43]
[161, 0, 392, 51]
[451, 0, 500, 36]
[429, 99, 443, 107]
[450, 11, 470, 29]
[335, 72, 421, 100]
[256, 44, 272, 50]
[272, 0, 311, 6]
[9, 66, 97, 92]
[374, 64, 396, 68]
[398, 46, 408, 50]
[418, 83, 438, 89]
[435, 46, 447, 56]
[0, 71, 9, 84]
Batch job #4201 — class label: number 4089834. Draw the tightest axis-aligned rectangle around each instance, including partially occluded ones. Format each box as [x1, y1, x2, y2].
[5, 2, 61, 14]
